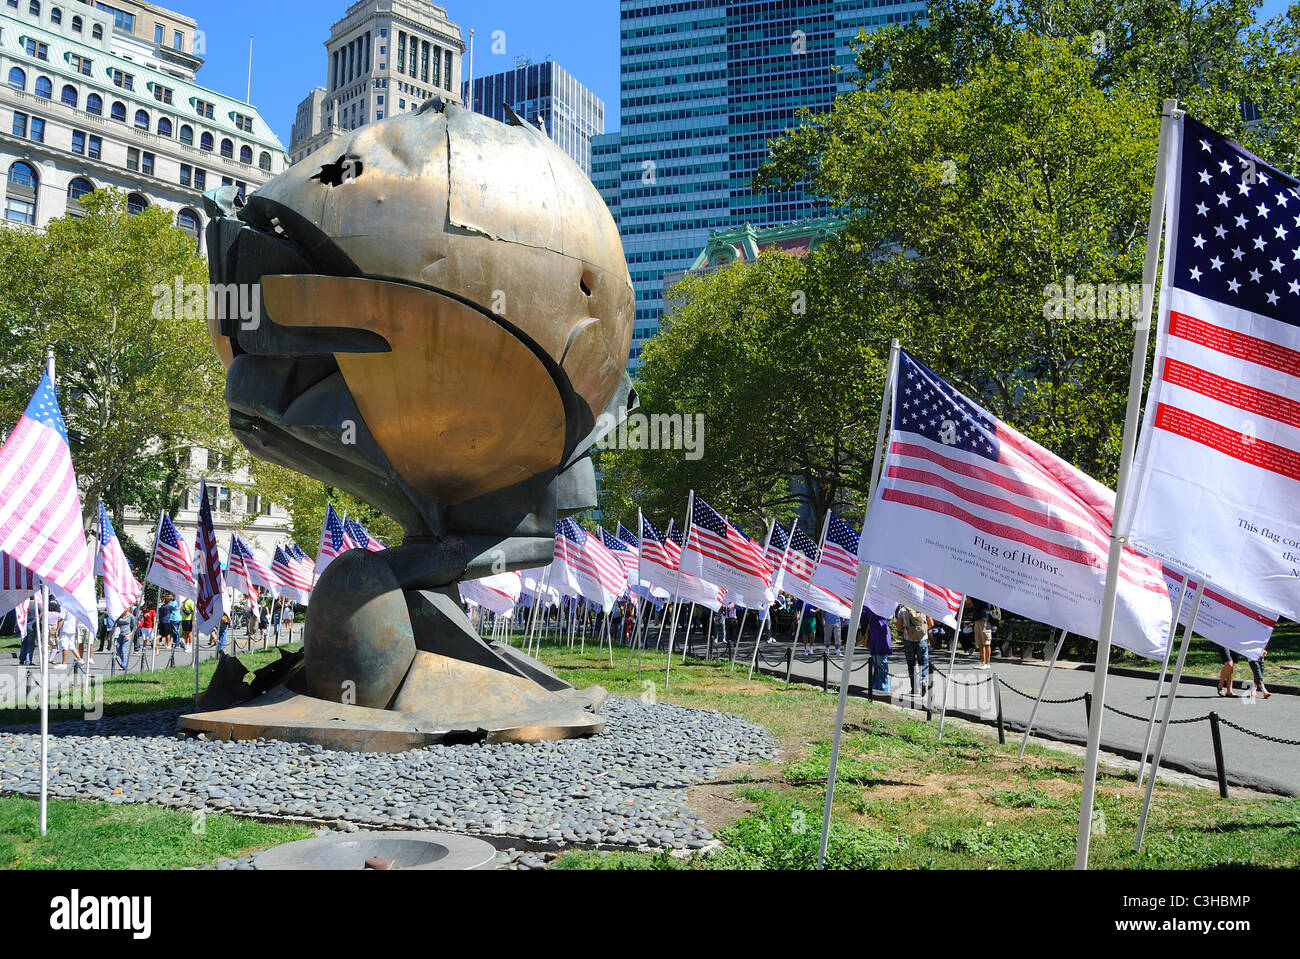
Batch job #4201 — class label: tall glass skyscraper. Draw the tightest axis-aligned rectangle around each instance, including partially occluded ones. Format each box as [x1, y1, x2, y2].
[610, 0, 926, 368]
[465, 58, 605, 175]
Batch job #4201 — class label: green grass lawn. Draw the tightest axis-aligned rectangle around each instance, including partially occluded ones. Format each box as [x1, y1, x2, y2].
[524, 634, 1300, 870]
[0, 642, 303, 727]
[0, 795, 314, 869]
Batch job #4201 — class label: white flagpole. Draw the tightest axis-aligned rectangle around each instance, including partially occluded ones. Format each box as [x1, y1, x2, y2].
[195, 478, 207, 700]
[681, 602, 695, 663]
[936, 597, 968, 740]
[1016, 628, 1069, 760]
[817, 338, 900, 869]
[750, 517, 799, 681]
[1075, 98, 1180, 871]
[1135, 578, 1206, 851]
[664, 492, 693, 688]
[1136, 579, 1191, 788]
[40, 347, 54, 836]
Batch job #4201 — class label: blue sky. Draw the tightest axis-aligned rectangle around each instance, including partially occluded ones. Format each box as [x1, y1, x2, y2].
[180, 0, 619, 147]
[184, 0, 1293, 150]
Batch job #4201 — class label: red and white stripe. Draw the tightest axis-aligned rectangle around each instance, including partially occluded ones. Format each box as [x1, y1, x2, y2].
[1, 547, 39, 616]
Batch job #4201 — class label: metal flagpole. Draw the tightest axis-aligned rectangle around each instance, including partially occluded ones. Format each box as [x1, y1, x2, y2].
[655, 599, 668, 649]
[664, 492, 692, 688]
[749, 517, 797, 680]
[603, 608, 613, 666]
[1075, 98, 1180, 871]
[936, 598, 968, 740]
[1136, 579, 1191, 788]
[1135, 579, 1205, 851]
[195, 478, 207, 701]
[681, 602, 695, 663]
[817, 338, 899, 869]
[1017, 628, 1069, 759]
[729, 607, 749, 671]
[39, 347, 55, 836]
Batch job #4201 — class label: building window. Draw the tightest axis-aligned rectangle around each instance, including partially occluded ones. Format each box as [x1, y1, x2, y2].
[126, 146, 138, 171]
[67, 176, 93, 201]
[87, 134, 100, 159]
[157, 117, 171, 137]
[71, 129, 84, 153]
[110, 100, 125, 121]
[60, 83, 76, 107]
[421, 42, 428, 83]
[69, 55, 92, 75]
[111, 69, 133, 91]
[34, 76, 50, 98]
[179, 163, 190, 186]
[239, 144, 251, 164]
[177, 208, 199, 245]
[7, 67, 24, 90]
[179, 123, 192, 145]
[8, 160, 36, 189]
[134, 108, 148, 129]
[126, 192, 147, 214]
[24, 39, 49, 61]
[153, 84, 172, 104]
[173, 31, 181, 51]
[50, 6, 59, 23]
[141, 151, 153, 175]
[397, 32, 405, 74]
[85, 92, 101, 114]
[258, 150, 270, 172]
[95, 3, 134, 31]
[219, 138, 232, 159]
[71, 14, 80, 32]
[194, 98, 213, 119]
[193, 167, 205, 190]
[29, 0, 39, 13]
[29, 116, 44, 142]
[199, 131, 212, 151]
[12, 112, 26, 137]
[232, 112, 252, 132]
[154, 23, 162, 44]
[5, 197, 35, 225]
[92, 23, 102, 39]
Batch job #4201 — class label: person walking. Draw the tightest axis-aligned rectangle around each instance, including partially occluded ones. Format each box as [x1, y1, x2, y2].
[799, 604, 818, 655]
[169, 597, 185, 650]
[271, 599, 282, 644]
[157, 595, 176, 650]
[50, 603, 83, 669]
[1217, 645, 1272, 699]
[897, 604, 933, 695]
[969, 598, 998, 670]
[140, 605, 156, 650]
[865, 605, 891, 693]
[18, 596, 40, 666]
[180, 596, 195, 652]
[258, 602, 270, 645]
[216, 612, 230, 655]
[825, 612, 844, 656]
[112, 606, 134, 671]
[96, 609, 112, 653]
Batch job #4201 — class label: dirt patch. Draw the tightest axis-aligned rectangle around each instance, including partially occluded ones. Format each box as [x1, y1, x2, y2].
[685, 760, 780, 833]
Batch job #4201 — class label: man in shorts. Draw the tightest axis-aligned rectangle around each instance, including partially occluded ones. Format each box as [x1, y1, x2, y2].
[179, 597, 194, 650]
[970, 598, 996, 670]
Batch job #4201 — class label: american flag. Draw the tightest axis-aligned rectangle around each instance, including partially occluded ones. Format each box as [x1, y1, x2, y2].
[272, 545, 313, 604]
[231, 535, 280, 597]
[1122, 113, 1300, 622]
[1, 548, 39, 617]
[146, 513, 196, 600]
[640, 513, 724, 608]
[601, 527, 640, 580]
[680, 494, 774, 599]
[554, 519, 627, 608]
[226, 535, 258, 601]
[858, 349, 1172, 658]
[193, 480, 225, 633]
[459, 571, 522, 615]
[616, 522, 639, 548]
[866, 566, 964, 628]
[343, 517, 385, 552]
[0, 372, 97, 630]
[763, 522, 794, 595]
[314, 503, 348, 577]
[666, 521, 684, 548]
[94, 501, 141, 620]
[810, 512, 859, 610]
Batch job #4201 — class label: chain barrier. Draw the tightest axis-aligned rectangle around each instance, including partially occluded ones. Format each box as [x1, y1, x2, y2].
[994, 676, 1087, 705]
[1217, 715, 1300, 747]
[929, 664, 996, 687]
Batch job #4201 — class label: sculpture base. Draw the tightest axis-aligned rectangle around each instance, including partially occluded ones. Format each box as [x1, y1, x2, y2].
[178, 651, 606, 751]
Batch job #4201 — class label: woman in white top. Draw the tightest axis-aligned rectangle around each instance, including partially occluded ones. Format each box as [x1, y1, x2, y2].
[50, 609, 84, 668]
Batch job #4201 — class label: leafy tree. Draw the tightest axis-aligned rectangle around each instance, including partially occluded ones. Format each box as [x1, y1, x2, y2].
[247, 459, 403, 552]
[0, 189, 235, 528]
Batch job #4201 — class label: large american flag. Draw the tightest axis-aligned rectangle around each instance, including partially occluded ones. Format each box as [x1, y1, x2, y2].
[272, 544, 313, 604]
[343, 517, 385, 552]
[193, 480, 225, 633]
[94, 501, 141, 620]
[680, 494, 774, 598]
[231, 535, 280, 597]
[146, 513, 196, 599]
[0, 372, 97, 630]
[809, 512, 859, 611]
[554, 518, 627, 608]
[787, 524, 851, 617]
[1, 548, 39, 617]
[1122, 113, 1300, 622]
[314, 503, 348, 577]
[858, 349, 1172, 658]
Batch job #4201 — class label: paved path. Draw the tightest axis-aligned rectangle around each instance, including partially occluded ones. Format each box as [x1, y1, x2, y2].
[671, 631, 1300, 796]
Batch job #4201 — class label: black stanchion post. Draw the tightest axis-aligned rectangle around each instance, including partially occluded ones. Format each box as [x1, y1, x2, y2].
[1083, 691, 1092, 728]
[823, 651, 829, 694]
[785, 647, 794, 689]
[1208, 711, 1229, 799]
[993, 674, 1005, 744]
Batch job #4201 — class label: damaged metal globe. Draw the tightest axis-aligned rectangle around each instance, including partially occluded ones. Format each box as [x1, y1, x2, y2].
[180, 96, 636, 750]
